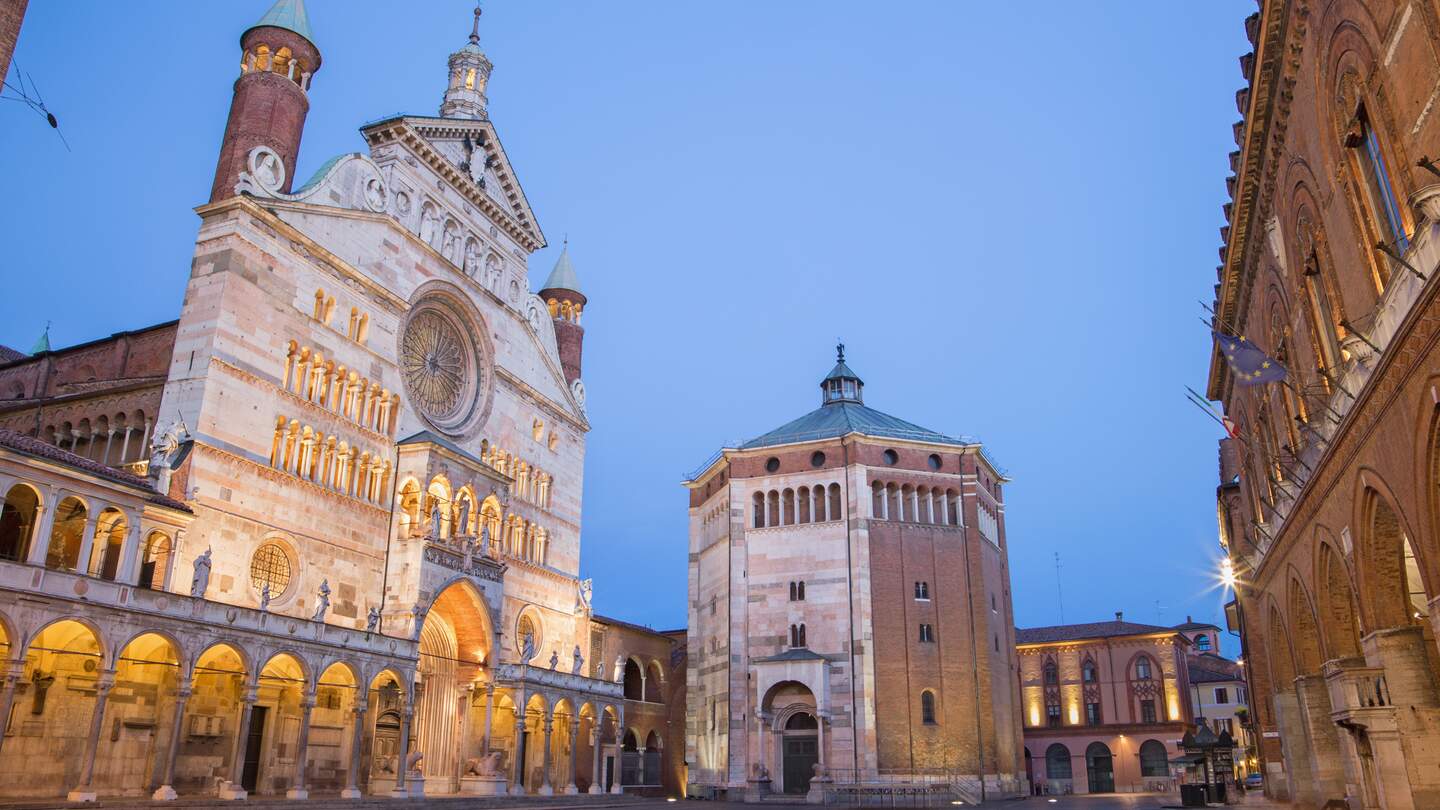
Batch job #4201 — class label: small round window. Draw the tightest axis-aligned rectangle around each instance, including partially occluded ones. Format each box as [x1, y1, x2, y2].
[250, 542, 293, 598]
[928, 453, 942, 470]
[883, 449, 899, 466]
[810, 451, 826, 468]
[765, 457, 781, 473]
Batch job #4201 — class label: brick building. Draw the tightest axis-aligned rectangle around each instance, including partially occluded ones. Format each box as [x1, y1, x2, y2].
[1017, 616, 1195, 795]
[1207, 1, 1440, 807]
[684, 348, 1024, 803]
[0, 0, 681, 801]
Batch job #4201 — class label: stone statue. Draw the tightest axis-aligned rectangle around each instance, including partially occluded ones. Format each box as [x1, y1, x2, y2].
[378, 755, 397, 774]
[465, 751, 503, 776]
[577, 578, 593, 612]
[419, 205, 439, 246]
[148, 421, 187, 491]
[456, 498, 471, 537]
[442, 224, 460, 261]
[366, 606, 381, 633]
[520, 632, 537, 664]
[464, 240, 481, 276]
[549, 649, 560, 670]
[258, 582, 271, 612]
[406, 750, 425, 776]
[572, 644, 584, 675]
[613, 654, 625, 684]
[312, 579, 331, 622]
[430, 501, 443, 538]
[190, 547, 212, 598]
[479, 523, 491, 556]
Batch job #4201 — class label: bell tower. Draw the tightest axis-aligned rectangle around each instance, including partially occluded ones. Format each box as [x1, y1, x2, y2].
[209, 0, 322, 203]
[540, 243, 587, 384]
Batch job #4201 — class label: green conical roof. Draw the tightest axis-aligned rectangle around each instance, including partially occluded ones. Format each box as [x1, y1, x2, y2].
[30, 325, 49, 355]
[542, 244, 581, 293]
[249, 0, 314, 43]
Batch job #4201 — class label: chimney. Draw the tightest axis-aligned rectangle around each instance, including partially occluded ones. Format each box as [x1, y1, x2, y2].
[1115, 611, 1124, 623]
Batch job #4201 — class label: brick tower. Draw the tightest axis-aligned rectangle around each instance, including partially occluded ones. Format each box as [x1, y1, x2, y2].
[539, 243, 586, 384]
[209, 0, 321, 202]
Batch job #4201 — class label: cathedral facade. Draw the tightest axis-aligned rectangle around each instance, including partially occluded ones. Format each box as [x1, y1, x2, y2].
[684, 351, 1025, 803]
[0, 0, 681, 801]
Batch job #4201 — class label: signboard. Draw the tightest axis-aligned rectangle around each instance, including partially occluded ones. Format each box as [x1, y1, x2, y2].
[1262, 731, 1280, 738]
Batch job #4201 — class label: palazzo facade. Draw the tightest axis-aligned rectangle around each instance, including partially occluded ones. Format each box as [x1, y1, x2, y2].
[1208, 1, 1440, 808]
[0, 0, 682, 801]
[684, 351, 1025, 804]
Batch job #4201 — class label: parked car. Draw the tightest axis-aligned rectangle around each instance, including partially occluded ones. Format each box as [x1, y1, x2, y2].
[1244, 773, 1264, 789]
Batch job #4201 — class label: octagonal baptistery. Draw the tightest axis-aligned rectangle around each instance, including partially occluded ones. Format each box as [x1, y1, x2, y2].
[683, 348, 1026, 802]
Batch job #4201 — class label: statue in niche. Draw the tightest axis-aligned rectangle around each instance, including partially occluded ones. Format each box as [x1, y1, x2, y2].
[364, 177, 387, 211]
[419, 205, 440, 246]
[366, 606, 381, 633]
[442, 223, 460, 262]
[430, 500, 443, 539]
[312, 579, 331, 622]
[520, 632, 537, 664]
[613, 654, 625, 684]
[577, 579, 593, 613]
[464, 240, 481, 276]
[572, 645, 584, 675]
[259, 582, 271, 612]
[549, 649, 560, 670]
[479, 523, 491, 557]
[456, 498, 471, 537]
[30, 671, 54, 715]
[253, 149, 283, 190]
[190, 547, 212, 598]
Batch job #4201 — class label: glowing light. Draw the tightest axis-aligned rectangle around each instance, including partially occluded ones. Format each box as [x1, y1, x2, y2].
[668, 799, 678, 803]
[1048, 800, 1058, 804]
[1219, 557, 1237, 590]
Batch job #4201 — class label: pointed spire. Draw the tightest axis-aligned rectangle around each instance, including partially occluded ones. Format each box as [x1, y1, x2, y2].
[30, 322, 50, 355]
[469, 5, 482, 46]
[248, 0, 315, 44]
[542, 240, 582, 293]
[440, 4, 493, 120]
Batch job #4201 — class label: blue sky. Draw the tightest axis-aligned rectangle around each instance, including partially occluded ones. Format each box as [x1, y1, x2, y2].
[1, 2, 1250, 652]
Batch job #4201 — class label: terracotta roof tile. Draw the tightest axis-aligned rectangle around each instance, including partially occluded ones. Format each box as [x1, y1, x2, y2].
[0, 428, 190, 512]
[1016, 619, 1181, 645]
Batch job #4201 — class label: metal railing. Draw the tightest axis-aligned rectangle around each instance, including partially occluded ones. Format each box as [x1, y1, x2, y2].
[818, 769, 992, 807]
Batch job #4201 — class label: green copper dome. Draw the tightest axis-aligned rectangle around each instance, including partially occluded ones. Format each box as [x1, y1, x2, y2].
[247, 0, 314, 43]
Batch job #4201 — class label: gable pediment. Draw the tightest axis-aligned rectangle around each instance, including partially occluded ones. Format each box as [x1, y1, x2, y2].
[361, 116, 545, 252]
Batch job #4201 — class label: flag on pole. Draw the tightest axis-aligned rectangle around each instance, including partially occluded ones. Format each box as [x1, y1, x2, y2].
[1214, 331, 1286, 386]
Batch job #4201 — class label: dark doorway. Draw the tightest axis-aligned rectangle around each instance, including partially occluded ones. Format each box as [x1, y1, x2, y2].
[1085, 741, 1114, 794]
[241, 705, 269, 792]
[782, 713, 819, 795]
[605, 754, 615, 791]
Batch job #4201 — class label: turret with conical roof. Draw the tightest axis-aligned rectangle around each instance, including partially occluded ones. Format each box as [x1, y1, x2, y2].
[209, 0, 322, 202]
[440, 6, 494, 120]
[539, 243, 587, 384]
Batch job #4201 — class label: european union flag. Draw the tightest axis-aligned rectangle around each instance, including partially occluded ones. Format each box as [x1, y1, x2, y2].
[1215, 331, 1287, 386]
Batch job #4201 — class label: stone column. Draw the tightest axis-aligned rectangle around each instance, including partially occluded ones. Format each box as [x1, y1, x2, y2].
[117, 519, 143, 585]
[118, 427, 133, 465]
[390, 704, 413, 798]
[66, 671, 116, 802]
[565, 714, 580, 794]
[1273, 689, 1315, 805]
[481, 683, 495, 755]
[219, 684, 257, 800]
[102, 430, 116, 466]
[75, 512, 100, 575]
[0, 663, 21, 761]
[538, 715, 555, 795]
[589, 718, 604, 794]
[611, 705, 627, 794]
[285, 693, 316, 799]
[510, 702, 528, 795]
[1294, 674, 1344, 802]
[25, 502, 50, 565]
[152, 686, 193, 800]
[340, 704, 367, 799]
[817, 710, 827, 769]
[455, 686, 472, 790]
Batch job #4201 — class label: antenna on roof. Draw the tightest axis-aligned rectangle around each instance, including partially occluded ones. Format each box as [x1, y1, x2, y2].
[1054, 552, 1065, 624]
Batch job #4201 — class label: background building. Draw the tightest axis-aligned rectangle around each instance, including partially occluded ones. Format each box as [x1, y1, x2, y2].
[1017, 615, 1194, 796]
[0, 0, 683, 801]
[1207, 1, 1440, 807]
[1174, 617, 1253, 779]
[684, 350, 1024, 803]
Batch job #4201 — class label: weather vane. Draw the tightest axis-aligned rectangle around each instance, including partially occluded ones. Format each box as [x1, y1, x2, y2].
[836, 339, 845, 362]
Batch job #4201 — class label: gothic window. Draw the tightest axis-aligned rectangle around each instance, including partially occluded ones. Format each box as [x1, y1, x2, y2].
[918, 623, 935, 643]
[1140, 699, 1157, 724]
[1046, 702, 1062, 727]
[1347, 105, 1408, 257]
[789, 581, 806, 601]
[1135, 656, 1154, 680]
[1085, 701, 1101, 726]
[1082, 659, 1097, 683]
[914, 581, 930, 600]
[1043, 660, 1059, 686]
[788, 624, 807, 648]
[920, 690, 937, 725]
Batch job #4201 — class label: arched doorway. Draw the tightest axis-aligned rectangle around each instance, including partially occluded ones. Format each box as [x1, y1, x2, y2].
[1085, 741, 1114, 794]
[367, 671, 407, 792]
[1045, 743, 1072, 791]
[620, 729, 640, 787]
[187, 644, 248, 794]
[0, 484, 39, 562]
[780, 713, 818, 795]
[102, 633, 182, 794]
[250, 652, 308, 795]
[415, 580, 494, 793]
[762, 680, 819, 796]
[1023, 747, 1033, 792]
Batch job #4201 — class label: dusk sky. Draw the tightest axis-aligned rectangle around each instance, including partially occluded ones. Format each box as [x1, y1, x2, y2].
[0, 2, 1250, 652]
